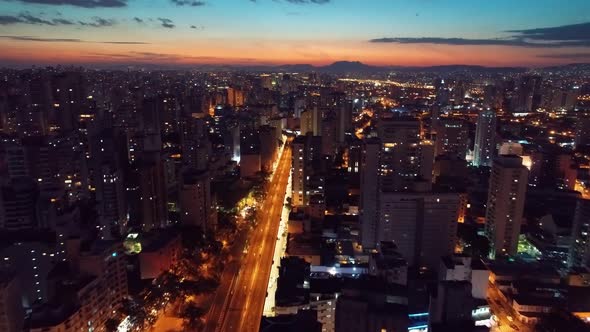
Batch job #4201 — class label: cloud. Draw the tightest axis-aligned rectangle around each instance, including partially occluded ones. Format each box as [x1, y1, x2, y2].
[170, 0, 205, 6]
[190, 24, 204, 30]
[283, 0, 330, 4]
[158, 17, 175, 28]
[370, 22, 590, 48]
[18, 12, 55, 25]
[507, 22, 590, 41]
[0, 13, 115, 27]
[0, 16, 23, 25]
[78, 16, 115, 27]
[52, 18, 75, 25]
[250, 0, 329, 4]
[537, 52, 590, 59]
[0, 13, 75, 26]
[2, 0, 128, 8]
[2, 0, 127, 7]
[0, 35, 149, 44]
[102, 41, 149, 44]
[1, 35, 83, 42]
[370, 37, 531, 46]
[133, 17, 143, 23]
[83, 51, 261, 64]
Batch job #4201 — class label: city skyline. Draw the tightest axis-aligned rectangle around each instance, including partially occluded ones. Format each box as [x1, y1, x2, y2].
[2, 2, 590, 332]
[1, 0, 590, 67]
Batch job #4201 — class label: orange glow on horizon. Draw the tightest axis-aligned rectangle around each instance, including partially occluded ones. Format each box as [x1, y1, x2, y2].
[1, 39, 584, 67]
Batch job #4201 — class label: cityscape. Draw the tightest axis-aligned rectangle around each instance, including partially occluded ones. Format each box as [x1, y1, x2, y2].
[1, 1, 590, 332]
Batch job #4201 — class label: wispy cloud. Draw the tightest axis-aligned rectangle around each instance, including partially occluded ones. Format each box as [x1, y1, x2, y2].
[157, 17, 175, 29]
[537, 52, 590, 59]
[250, 0, 330, 4]
[1, 0, 128, 8]
[0, 16, 23, 25]
[170, 0, 205, 6]
[133, 17, 143, 23]
[103, 41, 149, 44]
[370, 22, 590, 48]
[1, 35, 83, 42]
[190, 24, 204, 30]
[283, 0, 329, 4]
[0, 35, 149, 44]
[84, 51, 260, 64]
[370, 37, 533, 46]
[0, 12, 116, 27]
[78, 17, 115, 27]
[507, 22, 590, 41]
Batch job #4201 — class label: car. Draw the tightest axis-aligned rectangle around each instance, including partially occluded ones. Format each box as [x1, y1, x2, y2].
[510, 324, 519, 330]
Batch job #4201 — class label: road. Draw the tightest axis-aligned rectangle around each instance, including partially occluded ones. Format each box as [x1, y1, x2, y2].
[487, 283, 531, 332]
[262, 166, 292, 316]
[203, 141, 292, 332]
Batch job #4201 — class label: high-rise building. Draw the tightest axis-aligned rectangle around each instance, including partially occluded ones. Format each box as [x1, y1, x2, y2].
[91, 129, 128, 239]
[377, 191, 462, 268]
[528, 145, 576, 190]
[378, 116, 433, 192]
[137, 156, 168, 231]
[0, 241, 64, 307]
[335, 278, 409, 332]
[575, 113, 590, 148]
[28, 241, 128, 332]
[321, 118, 336, 158]
[336, 102, 353, 143]
[0, 271, 24, 332]
[140, 98, 161, 135]
[96, 164, 127, 240]
[360, 116, 436, 250]
[513, 75, 541, 113]
[568, 199, 590, 269]
[158, 94, 179, 135]
[549, 88, 579, 112]
[485, 155, 529, 257]
[1, 140, 28, 180]
[50, 72, 85, 133]
[259, 125, 278, 173]
[240, 128, 261, 178]
[473, 109, 497, 167]
[180, 170, 215, 231]
[291, 134, 323, 207]
[0, 177, 39, 230]
[428, 281, 475, 331]
[181, 113, 210, 171]
[292, 136, 306, 207]
[300, 107, 321, 136]
[226, 87, 244, 107]
[434, 119, 469, 159]
[359, 138, 380, 249]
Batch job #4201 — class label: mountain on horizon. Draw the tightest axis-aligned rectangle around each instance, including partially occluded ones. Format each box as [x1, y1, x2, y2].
[245, 61, 527, 74]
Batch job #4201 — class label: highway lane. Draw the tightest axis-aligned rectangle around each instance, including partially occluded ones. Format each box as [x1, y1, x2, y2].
[202, 141, 292, 332]
[220, 143, 292, 332]
[201, 230, 246, 332]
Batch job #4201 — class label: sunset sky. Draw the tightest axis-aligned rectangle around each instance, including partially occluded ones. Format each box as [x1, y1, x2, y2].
[1, 0, 590, 67]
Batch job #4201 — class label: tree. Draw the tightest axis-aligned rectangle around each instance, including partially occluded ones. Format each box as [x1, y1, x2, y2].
[181, 301, 206, 331]
[174, 255, 200, 281]
[178, 225, 205, 250]
[105, 318, 119, 332]
[158, 271, 183, 298]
